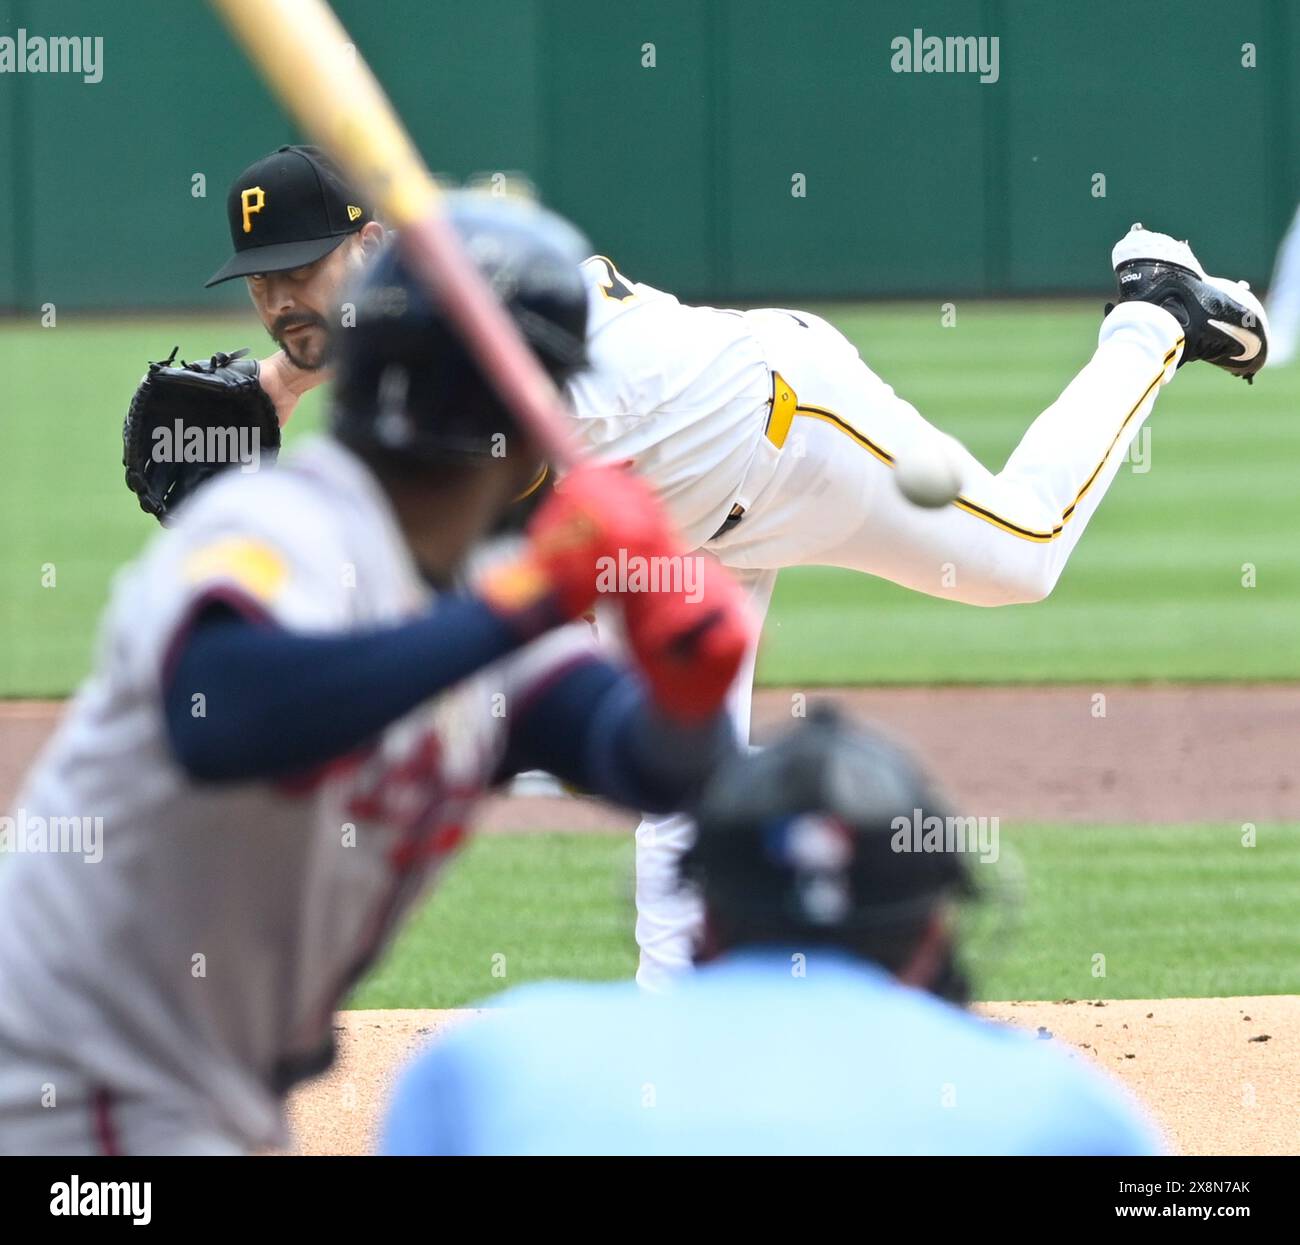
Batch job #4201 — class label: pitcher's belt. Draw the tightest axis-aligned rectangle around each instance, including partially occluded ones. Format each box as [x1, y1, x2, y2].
[711, 369, 796, 540]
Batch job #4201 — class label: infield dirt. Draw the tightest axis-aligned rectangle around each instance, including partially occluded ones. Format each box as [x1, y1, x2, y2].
[9, 685, 1294, 827]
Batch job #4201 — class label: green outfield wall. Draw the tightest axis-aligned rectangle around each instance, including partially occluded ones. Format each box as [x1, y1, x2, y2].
[1, 0, 1296, 311]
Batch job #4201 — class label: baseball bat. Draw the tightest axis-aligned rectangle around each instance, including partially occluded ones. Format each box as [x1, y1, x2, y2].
[209, 0, 584, 469]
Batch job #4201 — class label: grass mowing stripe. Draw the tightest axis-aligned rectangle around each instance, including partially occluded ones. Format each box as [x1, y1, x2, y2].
[346, 824, 1300, 1010]
[760, 574, 1300, 683]
[346, 834, 637, 1010]
[968, 823, 1300, 1002]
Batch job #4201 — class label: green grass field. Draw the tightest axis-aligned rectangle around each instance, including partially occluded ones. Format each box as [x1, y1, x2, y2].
[351, 824, 1300, 1009]
[3, 301, 1299, 695]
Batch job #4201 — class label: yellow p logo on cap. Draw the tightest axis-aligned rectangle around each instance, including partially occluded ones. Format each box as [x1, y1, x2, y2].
[240, 186, 266, 234]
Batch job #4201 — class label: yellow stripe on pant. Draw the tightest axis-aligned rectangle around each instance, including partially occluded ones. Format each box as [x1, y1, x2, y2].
[763, 341, 1181, 544]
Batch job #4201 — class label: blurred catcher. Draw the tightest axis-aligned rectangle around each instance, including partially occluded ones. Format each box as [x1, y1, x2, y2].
[383, 705, 1162, 1156]
[0, 195, 752, 1155]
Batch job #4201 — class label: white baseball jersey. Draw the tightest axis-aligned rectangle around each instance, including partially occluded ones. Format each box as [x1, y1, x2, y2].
[567, 256, 777, 549]
[0, 436, 592, 1152]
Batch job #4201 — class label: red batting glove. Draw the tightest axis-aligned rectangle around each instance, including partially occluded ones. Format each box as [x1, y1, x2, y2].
[621, 556, 756, 724]
[479, 463, 678, 633]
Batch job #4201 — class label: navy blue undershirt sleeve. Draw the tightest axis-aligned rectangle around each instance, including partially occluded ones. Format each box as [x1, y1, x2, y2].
[163, 596, 528, 782]
[500, 658, 737, 812]
[165, 597, 735, 813]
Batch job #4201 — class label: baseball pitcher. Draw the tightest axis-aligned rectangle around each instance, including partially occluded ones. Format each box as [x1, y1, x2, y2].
[121, 147, 1270, 990]
[577, 227, 1269, 987]
[123, 146, 384, 521]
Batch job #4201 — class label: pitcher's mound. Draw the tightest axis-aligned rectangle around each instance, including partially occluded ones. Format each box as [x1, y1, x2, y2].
[286, 996, 1298, 1155]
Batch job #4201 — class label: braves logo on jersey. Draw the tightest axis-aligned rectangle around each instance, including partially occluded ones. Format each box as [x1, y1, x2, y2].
[343, 732, 466, 866]
[340, 679, 499, 868]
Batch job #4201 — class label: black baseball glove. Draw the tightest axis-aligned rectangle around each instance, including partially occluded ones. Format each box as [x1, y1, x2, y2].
[123, 347, 281, 524]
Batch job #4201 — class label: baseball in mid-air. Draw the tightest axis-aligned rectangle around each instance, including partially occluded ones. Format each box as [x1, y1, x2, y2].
[893, 432, 966, 508]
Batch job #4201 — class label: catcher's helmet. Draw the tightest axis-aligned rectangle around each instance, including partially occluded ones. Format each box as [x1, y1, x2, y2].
[332, 193, 590, 461]
[684, 704, 976, 940]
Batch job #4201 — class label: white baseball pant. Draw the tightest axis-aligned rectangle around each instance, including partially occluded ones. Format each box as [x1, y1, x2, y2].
[633, 300, 1185, 990]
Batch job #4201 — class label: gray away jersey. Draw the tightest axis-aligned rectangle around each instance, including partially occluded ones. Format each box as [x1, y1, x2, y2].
[0, 436, 593, 1149]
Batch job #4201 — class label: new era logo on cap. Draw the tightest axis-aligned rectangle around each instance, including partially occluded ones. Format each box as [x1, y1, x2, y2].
[206, 145, 373, 286]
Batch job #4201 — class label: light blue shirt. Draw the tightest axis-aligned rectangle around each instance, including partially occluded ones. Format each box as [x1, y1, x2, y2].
[382, 951, 1163, 1155]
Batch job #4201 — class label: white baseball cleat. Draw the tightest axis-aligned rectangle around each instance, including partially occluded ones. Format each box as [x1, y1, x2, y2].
[1109, 223, 1269, 382]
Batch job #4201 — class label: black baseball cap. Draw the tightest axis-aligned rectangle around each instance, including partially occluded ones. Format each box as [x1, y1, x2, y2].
[205, 145, 373, 287]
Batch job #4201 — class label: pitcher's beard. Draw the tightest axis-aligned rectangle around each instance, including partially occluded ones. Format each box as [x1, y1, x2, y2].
[273, 318, 332, 371]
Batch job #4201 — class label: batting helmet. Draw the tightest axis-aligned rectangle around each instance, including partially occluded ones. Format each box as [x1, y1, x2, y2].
[332, 192, 590, 461]
[683, 704, 977, 941]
